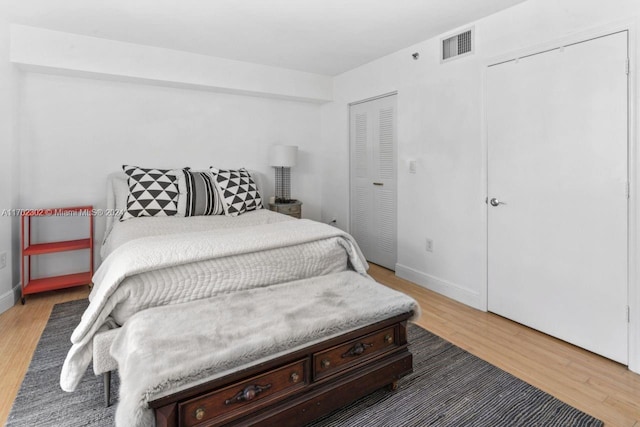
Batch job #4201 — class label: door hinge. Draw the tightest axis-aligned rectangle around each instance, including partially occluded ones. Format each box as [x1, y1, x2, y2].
[626, 182, 630, 199]
[627, 306, 630, 323]
[626, 58, 630, 75]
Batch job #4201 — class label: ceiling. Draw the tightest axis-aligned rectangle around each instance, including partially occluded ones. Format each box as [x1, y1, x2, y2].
[6, 0, 527, 76]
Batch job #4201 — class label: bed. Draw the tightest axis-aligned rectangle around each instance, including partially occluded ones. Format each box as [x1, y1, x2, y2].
[60, 168, 417, 426]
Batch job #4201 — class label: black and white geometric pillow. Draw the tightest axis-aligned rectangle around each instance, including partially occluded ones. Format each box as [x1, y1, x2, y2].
[121, 165, 180, 220]
[181, 169, 224, 216]
[210, 168, 263, 217]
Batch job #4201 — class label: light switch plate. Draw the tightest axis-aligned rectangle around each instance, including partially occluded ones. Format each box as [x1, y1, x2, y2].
[409, 160, 417, 174]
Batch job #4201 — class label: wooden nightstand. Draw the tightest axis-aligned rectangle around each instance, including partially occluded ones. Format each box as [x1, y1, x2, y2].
[268, 200, 302, 219]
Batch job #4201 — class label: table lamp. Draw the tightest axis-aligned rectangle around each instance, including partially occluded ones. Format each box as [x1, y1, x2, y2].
[269, 145, 298, 203]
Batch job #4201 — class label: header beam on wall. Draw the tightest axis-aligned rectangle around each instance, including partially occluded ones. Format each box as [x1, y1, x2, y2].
[9, 25, 333, 104]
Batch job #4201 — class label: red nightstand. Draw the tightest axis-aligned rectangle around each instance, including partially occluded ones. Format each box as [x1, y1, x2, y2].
[20, 206, 94, 304]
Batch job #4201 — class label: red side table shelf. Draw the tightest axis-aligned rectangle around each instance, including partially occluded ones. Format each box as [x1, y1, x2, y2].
[20, 206, 94, 304]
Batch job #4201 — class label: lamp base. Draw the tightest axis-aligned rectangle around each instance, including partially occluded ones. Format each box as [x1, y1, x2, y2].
[275, 198, 297, 204]
[274, 167, 293, 203]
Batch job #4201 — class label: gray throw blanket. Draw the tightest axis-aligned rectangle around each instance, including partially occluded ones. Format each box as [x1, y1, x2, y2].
[111, 271, 419, 426]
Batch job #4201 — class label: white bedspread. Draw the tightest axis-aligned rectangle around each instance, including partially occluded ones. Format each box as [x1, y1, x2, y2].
[60, 220, 368, 392]
[101, 209, 293, 258]
[112, 271, 419, 426]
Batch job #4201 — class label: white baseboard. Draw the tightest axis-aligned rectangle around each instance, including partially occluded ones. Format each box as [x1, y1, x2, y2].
[395, 263, 483, 310]
[0, 283, 21, 314]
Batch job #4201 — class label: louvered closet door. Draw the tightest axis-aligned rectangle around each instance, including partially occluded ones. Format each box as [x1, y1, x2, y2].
[350, 94, 397, 270]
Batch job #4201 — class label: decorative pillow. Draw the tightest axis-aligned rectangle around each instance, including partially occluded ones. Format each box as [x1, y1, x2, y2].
[121, 165, 180, 220]
[181, 169, 224, 216]
[210, 167, 263, 217]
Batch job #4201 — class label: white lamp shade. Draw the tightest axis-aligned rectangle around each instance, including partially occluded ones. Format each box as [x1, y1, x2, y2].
[269, 145, 298, 167]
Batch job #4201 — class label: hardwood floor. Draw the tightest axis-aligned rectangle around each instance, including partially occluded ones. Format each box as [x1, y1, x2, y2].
[1, 267, 639, 426]
[369, 264, 640, 427]
[0, 286, 89, 425]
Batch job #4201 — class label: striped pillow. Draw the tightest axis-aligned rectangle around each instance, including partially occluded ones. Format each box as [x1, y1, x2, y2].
[182, 169, 224, 216]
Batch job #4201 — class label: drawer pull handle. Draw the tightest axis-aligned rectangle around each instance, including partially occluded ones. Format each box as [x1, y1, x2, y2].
[384, 334, 393, 344]
[373, 182, 384, 186]
[194, 407, 205, 420]
[321, 359, 331, 369]
[224, 383, 272, 405]
[341, 342, 373, 358]
[290, 372, 300, 383]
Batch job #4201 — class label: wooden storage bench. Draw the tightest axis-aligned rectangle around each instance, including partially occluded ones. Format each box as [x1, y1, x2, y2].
[150, 313, 413, 427]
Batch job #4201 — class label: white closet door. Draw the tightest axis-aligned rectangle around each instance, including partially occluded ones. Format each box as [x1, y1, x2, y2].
[350, 95, 397, 270]
[487, 32, 628, 363]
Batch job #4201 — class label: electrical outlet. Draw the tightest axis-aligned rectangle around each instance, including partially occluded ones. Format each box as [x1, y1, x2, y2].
[0, 252, 6, 269]
[425, 238, 434, 253]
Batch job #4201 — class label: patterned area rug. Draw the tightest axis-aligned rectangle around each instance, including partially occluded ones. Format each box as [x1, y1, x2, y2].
[7, 299, 602, 426]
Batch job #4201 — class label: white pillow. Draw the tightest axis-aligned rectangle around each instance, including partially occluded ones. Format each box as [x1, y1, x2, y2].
[112, 173, 129, 213]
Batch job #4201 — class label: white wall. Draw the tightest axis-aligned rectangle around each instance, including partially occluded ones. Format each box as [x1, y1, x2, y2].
[18, 71, 323, 269]
[0, 3, 20, 312]
[321, 0, 640, 368]
[10, 25, 333, 103]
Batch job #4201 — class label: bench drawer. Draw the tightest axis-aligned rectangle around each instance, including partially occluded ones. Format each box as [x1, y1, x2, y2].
[313, 326, 398, 380]
[179, 359, 307, 426]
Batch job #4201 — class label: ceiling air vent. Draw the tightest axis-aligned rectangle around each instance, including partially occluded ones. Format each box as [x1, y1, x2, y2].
[441, 27, 474, 63]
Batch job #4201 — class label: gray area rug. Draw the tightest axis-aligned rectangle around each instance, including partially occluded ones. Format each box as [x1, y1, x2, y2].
[7, 299, 603, 426]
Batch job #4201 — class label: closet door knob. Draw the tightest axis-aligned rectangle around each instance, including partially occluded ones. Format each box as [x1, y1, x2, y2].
[489, 198, 506, 207]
